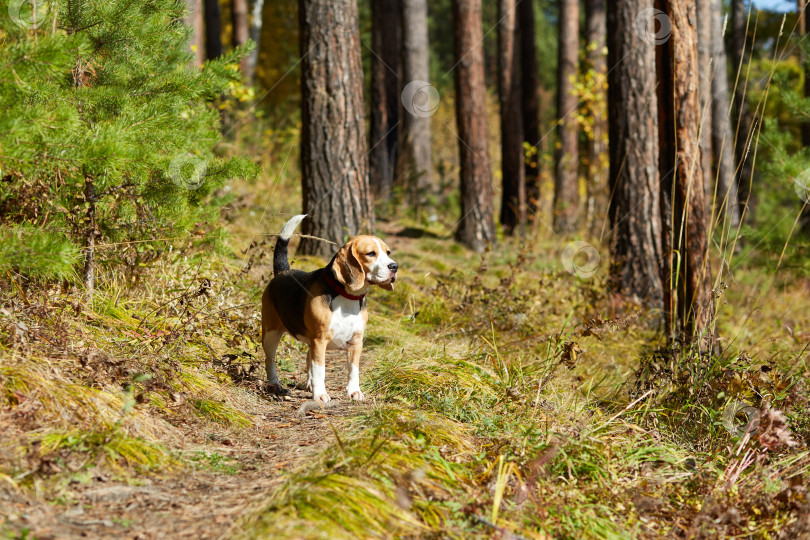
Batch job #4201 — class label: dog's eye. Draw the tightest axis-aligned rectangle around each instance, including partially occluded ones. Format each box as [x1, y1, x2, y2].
[366, 251, 377, 257]
[386, 250, 391, 256]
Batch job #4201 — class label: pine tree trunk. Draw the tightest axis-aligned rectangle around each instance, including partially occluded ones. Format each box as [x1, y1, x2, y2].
[83, 176, 96, 300]
[452, 0, 496, 252]
[710, 0, 741, 227]
[553, 0, 580, 233]
[369, 0, 401, 200]
[231, 0, 249, 77]
[519, 0, 541, 221]
[498, 0, 525, 234]
[657, 0, 714, 342]
[697, 0, 713, 202]
[246, 0, 265, 84]
[731, 0, 754, 222]
[801, 0, 810, 147]
[186, 0, 205, 67]
[298, 0, 373, 257]
[204, 0, 222, 60]
[585, 0, 607, 233]
[606, 0, 663, 308]
[400, 0, 432, 214]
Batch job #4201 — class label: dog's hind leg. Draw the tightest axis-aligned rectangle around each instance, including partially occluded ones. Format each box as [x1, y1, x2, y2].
[262, 330, 288, 395]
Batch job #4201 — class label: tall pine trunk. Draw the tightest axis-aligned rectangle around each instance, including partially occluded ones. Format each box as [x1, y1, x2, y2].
[369, 0, 401, 200]
[231, 0, 249, 77]
[400, 0, 432, 215]
[498, 0, 525, 234]
[606, 0, 663, 308]
[657, 0, 714, 342]
[585, 0, 607, 232]
[731, 0, 754, 222]
[452, 0, 496, 252]
[519, 0, 541, 221]
[801, 1, 810, 146]
[553, 0, 580, 233]
[204, 0, 222, 60]
[83, 175, 96, 300]
[697, 0, 713, 201]
[186, 0, 205, 67]
[298, 0, 373, 256]
[710, 0, 741, 227]
[246, 0, 265, 84]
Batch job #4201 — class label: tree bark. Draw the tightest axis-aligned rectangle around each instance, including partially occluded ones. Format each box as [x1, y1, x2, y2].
[710, 0, 741, 227]
[498, 0, 525, 234]
[246, 0, 265, 84]
[696, 0, 713, 202]
[801, 0, 810, 147]
[400, 0, 432, 214]
[730, 0, 754, 222]
[585, 0, 607, 232]
[83, 175, 96, 300]
[298, 0, 373, 257]
[452, 0, 496, 252]
[204, 0, 222, 60]
[369, 0, 401, 200]
[519, 0, 541, 221]
[657, 0, 714, 341]
[607, 0, 663, 308]
[553, 0, 580, 233]
[186, 0, 205, 67]
[231, 0, 250, 77]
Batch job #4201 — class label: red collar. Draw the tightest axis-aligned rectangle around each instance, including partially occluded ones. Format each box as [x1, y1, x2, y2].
[323, 271, 366, 301]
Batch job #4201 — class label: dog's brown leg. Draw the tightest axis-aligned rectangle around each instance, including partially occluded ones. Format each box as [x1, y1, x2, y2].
[262, 330, 288, 395]
[346, 346, 364, 401]
[309, 339, 330, 403]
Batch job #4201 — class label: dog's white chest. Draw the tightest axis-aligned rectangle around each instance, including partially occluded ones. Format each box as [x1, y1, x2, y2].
[328, 296, 364, 350]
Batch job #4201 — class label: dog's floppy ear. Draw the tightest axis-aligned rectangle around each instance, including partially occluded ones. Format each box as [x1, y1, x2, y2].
[331, 240, 365, 290]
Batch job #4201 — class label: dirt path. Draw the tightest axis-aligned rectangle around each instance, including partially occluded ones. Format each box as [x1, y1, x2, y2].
[3, 354, 366, 540]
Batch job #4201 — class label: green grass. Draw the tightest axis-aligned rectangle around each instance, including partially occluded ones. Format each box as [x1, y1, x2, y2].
[35, 428, 178, 475]
[189, 451, 242, 474]
[2, 171, 809, 538]
[191, 398, 253, 428]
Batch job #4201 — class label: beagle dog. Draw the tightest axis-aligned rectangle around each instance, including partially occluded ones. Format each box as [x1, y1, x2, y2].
[261, 215, 398, 403]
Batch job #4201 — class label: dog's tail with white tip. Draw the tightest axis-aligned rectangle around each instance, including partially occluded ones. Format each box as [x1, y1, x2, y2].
[273, 214, 306, 274]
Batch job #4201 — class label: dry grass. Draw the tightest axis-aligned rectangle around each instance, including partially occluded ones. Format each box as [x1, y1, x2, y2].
[1, 163, 809, 538]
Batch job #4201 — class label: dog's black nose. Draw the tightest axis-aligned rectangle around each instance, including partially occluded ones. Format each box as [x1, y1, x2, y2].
[388, 262, 398, 272]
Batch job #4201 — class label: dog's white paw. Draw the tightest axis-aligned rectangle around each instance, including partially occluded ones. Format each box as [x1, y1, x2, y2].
[349, 390, 365, 401]
[314, 392, 331, 404]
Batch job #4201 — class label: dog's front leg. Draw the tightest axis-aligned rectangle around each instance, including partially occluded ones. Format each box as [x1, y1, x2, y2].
[346, 345, 364, 401]
[309, 339, 330, 403]
[305, 347, 313, 392]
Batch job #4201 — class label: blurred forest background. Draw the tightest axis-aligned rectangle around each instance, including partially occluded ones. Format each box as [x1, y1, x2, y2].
[3, 0, 810, 538]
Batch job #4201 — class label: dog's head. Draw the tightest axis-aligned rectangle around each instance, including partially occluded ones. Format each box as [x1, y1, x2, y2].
[330, 235, 398, 292]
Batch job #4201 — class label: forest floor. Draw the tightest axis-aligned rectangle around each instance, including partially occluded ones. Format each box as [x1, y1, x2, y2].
[1, 358, 356, 540]
[3, 177, 810, 538]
